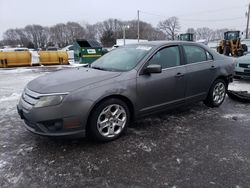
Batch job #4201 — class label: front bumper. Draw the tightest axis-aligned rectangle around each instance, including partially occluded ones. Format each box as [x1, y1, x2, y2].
[235, 71, 250, 78]
[235, 67, 250, 79]
[17, 105, 85, 136]
[17, 88, 93, 136]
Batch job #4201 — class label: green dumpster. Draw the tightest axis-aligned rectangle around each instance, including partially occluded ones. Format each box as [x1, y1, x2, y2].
[73, 39, 102, 64]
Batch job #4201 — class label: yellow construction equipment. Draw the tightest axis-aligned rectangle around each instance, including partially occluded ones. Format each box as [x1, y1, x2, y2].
[217, 31, 247, 57]
[0, 51, 69, 68]
[179, 33, 194, 42]
[0, 51, 31, 68]
[38, 51, 68, 65]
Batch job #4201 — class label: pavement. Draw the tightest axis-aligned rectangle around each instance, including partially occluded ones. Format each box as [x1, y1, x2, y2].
[0, 66, 250, 188]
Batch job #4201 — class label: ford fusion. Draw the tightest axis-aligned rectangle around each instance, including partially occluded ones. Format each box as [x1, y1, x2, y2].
[17, 41, 234, 142]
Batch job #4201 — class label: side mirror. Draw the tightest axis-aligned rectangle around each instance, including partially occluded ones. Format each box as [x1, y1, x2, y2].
[145, 64, 162, 74]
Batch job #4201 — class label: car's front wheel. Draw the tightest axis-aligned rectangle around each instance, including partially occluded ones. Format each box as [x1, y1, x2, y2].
[204, 79, 227, 107]
[88, 98, 130, 142]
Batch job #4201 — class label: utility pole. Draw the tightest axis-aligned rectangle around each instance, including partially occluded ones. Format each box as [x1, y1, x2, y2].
[137, 10, 140, 42]
[246, 3, 250, 39]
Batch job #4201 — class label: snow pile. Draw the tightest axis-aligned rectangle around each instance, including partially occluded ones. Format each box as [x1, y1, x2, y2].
[222, 113, 250, 122]
[0, 93, 21, 103]
[0, 160, 8, 169]
[222, 113, 247, 119]
[228, 80, 250, 92]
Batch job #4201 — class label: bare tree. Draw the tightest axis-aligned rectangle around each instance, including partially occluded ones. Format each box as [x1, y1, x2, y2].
[24, 25, 48, 48]
[94, 19, 123, 46]
[196, 27, 214, 42]
[158, 17, 180, 40]
[186, 28, 195, 34]
[3, 28, 30, 47]
[125, 20, 166, 40]
[213, 28, 228, 40]
[95, 19, 167, 46]
[49, 23, 68, 47]
[65, 22, 86, 43]
[84, 24, 98, 40]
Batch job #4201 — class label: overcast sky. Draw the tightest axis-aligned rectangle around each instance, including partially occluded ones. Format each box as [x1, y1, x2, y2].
[0, 0, 249, 39]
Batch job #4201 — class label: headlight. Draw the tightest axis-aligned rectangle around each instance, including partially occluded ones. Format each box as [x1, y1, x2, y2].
[34, 95, 65, 108]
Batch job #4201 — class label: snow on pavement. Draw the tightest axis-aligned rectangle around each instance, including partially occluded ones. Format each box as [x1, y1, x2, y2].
[228, 79, 250, 92]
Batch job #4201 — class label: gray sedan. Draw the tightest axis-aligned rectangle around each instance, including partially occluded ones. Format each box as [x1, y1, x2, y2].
[17, 41, 234, 142]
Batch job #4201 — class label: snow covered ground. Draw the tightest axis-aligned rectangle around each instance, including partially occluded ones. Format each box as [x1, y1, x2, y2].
[0, 66, 250, 187]
[228, 79, 250, 92]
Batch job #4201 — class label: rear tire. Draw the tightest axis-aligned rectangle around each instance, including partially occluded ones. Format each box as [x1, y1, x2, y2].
[242, 44, 248, 52]
[88, 98, 130, 142]
[204, 79, 227, 107]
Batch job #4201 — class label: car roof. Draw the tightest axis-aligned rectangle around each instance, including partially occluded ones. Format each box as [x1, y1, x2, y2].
[125, 41, 211, 52]
[127, 40, 203, 47]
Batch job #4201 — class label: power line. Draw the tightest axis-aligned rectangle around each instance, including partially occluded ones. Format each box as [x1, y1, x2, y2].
[181, 17, 245, 22]
[177, 5, 247, 17]
[139, 4, 247, 23]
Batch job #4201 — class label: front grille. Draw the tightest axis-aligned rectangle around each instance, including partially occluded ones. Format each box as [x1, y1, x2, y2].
[235, 71, 250, 76]
[20, 88, 40, 111]
[239, 63, 250, 68]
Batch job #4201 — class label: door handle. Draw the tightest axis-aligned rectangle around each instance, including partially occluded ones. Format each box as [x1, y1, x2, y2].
[210, 65, 216, 70]
[175, 72, 184, 78]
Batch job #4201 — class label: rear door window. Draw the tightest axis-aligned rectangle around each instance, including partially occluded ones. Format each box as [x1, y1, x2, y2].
[183, 45, 207, 64]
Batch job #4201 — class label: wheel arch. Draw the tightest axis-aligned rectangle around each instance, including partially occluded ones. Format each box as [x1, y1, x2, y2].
[214, 75, 230, 88]
[86, 94, 135, 132]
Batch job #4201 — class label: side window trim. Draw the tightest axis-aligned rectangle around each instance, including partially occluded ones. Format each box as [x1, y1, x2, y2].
[206, 51, 214, 61]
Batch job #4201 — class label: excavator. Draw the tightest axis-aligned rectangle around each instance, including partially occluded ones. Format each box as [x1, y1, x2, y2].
[178, 33, 194, 42]
[216, 31, 247, 57]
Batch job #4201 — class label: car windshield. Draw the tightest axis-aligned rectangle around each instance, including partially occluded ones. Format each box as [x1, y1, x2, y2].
[91, 45, 153, 72]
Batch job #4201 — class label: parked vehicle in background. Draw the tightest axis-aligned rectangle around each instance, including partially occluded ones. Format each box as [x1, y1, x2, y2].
[234, 53, 250, 79]
[0, 47, 29, 52]
[178, 33, 194, 41]
[61, 45, 74, 51]
[47, 47, 58, 51]
[17, 41, 234, 142]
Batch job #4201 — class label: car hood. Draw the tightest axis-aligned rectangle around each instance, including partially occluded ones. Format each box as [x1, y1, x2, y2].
[237, 55, 250, 64]
[27, 68, 121, 93]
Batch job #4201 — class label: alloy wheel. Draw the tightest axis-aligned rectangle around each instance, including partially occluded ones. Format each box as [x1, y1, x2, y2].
[97, 104, 127, 138]
[212, 82, 226, 105]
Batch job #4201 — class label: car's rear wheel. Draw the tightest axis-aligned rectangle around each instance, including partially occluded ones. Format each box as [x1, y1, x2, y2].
[204, 79, 227, 107]
[88, 98, 130, 142]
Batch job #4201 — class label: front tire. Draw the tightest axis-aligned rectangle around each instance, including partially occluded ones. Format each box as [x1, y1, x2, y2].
[204, 79, 227, 107]
[88, 98, 130, 142]
[223, 46, 230, 56]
